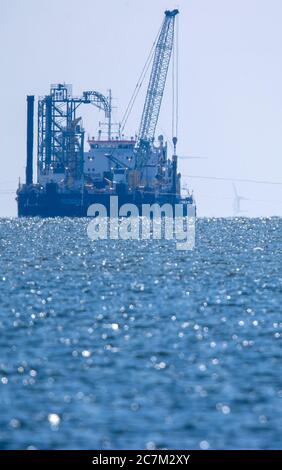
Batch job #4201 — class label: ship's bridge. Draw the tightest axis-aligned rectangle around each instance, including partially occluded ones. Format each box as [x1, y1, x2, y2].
[84, 138, 136, 181]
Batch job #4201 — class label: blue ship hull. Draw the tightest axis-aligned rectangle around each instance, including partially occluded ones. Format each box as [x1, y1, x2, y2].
[17, 184, 194, 217]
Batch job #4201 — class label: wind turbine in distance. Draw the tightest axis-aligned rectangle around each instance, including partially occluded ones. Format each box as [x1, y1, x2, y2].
[181, 182, 194, 199]
[232, 182, 249, 216]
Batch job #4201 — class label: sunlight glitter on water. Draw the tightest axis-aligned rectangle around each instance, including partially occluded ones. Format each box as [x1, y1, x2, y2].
[0, 217, 281, 449]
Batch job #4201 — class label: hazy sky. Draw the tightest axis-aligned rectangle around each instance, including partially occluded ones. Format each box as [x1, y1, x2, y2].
[1, 0, 282, 217]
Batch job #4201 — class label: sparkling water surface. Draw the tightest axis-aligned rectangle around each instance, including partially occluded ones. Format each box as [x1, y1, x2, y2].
[0, 218, 281, 449]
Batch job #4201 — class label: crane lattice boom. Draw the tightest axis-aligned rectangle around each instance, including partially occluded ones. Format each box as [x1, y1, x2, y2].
[137, 9, 178, 155]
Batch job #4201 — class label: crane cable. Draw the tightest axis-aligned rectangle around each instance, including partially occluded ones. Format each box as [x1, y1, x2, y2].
[176, 15, 179, 139]
[172, 14, 179, 140]
[120, 23, 163, 134]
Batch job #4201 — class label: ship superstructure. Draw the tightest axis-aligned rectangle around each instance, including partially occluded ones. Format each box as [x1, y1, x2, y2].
[17, 10, 195, 217]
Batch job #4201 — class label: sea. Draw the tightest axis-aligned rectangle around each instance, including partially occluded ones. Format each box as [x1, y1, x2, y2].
[0, 217, 281, 449]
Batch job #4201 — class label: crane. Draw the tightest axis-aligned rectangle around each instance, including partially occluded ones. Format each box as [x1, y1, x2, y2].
[135, 9, 179, 170]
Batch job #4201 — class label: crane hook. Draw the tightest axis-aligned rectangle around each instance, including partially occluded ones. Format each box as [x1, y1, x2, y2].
[172, 136, 178, 154]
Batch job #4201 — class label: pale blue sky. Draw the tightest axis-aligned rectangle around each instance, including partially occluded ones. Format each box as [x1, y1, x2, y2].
[1, 0, 282, 216]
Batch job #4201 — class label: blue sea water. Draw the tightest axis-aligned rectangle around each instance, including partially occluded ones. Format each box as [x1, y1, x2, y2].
[0, 217, 281, 450]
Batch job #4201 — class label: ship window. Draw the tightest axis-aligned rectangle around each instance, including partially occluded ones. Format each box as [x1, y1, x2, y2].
[118, 144, 132, 149]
